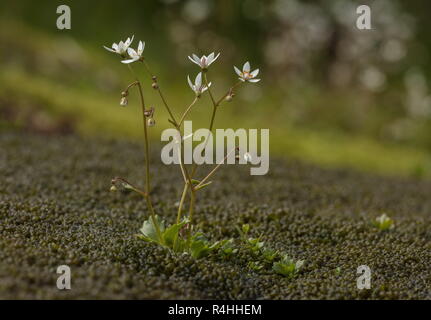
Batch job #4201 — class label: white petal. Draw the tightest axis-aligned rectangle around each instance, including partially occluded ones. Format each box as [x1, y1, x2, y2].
[200, 57, 206, 67]
[126, 35, 134, 46]
[243, 61, 251, 72]
[103, 46, 116, 53]
[234, 66, 242, 76]
[188, 55, 200, 66]
[192, 54, 200, 63]
[248, 78, 260, 83]
[212, 52, 220, 64]
[238, 77, 246, 82]
[195, 72, 202, 88]
[187, 75, 194, 90]
[121, 58, 138, 64]
[138, 41, 144, 54]
[127, 47, 137, 58]
[207, 52, 214, 63]
[250, 68, 259, 77]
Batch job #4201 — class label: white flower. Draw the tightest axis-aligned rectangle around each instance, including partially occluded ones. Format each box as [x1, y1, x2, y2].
[188, 52, 220, 69]
[122, 41, 145, 64]
[103, 36, 134, 56]
[187, 72, 211, 96]
[234, 61, 260, 83]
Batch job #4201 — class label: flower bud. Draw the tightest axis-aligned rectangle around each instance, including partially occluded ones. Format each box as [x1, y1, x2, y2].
[225, 94, 233, 102]
[152, 83, 159, 90]
[120, 97, 128, 107]
[144, 107, 155, 117]
[110, 185, 117, 192]
[147, 118, 156, 127]
[121, 91, 128, 97]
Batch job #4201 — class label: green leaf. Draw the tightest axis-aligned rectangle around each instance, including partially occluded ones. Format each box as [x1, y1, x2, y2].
[194, 181, 213, 191]
[139, 215, 165, 242]
[163, 219, 188, 247]
[190, 239, 208, 259]
[136, 234, 155, 243]
[272, 256, 305, 277]
[242, 224, 250, 234]
[190, 179, 201, 185]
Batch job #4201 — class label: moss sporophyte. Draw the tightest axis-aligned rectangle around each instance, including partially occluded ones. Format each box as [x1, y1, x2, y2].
[104, 36, 301, 276]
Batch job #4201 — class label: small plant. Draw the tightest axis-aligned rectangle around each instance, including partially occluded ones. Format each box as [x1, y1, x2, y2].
[219, 239, 238, 259]
[272, 255, 305, 278]
[104, 36, 260, 257]
[236, 224, 305, 277]
[372, 213, 394, 231]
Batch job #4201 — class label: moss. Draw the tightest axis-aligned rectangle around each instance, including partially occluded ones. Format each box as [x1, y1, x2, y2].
[0, 131, 430, 299]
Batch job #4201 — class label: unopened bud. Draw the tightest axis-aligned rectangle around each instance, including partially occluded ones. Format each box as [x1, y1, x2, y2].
[120, 97, 128, 107]
[152, 83, 159, 90]
[110, 185, 117, 192]
[225, 94, 233, 102]
[144, 107, 155, 117]
[121, 91, 128, 97]
[152, 76, 157, 82]
[147, 118, 156, 127]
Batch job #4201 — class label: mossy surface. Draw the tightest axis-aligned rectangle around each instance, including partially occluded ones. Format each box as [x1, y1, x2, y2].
[1, 132, 430, 299]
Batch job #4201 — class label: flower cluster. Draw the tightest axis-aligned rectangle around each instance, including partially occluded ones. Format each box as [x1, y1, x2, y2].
[104, 36, 145, 64]
[104, 37, 261, 96]
[103, 36, 263, 261]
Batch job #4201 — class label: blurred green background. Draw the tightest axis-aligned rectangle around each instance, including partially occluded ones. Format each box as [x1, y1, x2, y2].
[2, 0, 431, 177]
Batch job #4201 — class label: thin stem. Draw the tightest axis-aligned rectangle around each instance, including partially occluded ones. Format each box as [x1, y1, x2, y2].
[190, 81, 242, 179]
[203, 72, 216, 106]
[127, 64, 163, 243]
[140, 60, 178, 126]
[176, 183, 189, 224]
[215, 81, 242, 106]
[136, 81, 164, 243]
[178, 97, 198, 127]
[195, 148, 237, 189]
[188, 189, 196, 226]
[111, 177, 148, 198]
[139, 60, 196, 197]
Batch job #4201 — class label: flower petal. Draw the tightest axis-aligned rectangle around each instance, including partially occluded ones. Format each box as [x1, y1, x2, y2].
[187, 75, 194, 90]
[234, 66, 242, 76]
[121, 58, 138, 64]
[212, 52, 220, 63]
[103, 46, 116, 53]
[192, 54, 200, 63]
[195, 72, 202, 88]
[248, 78, 261, 83]
[207, 52, 214, 63]
[250, 68, 259, 77]
[243, 61, 251, 72]
[127, 47, 137, 58]
[138, 41, 145, 54]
